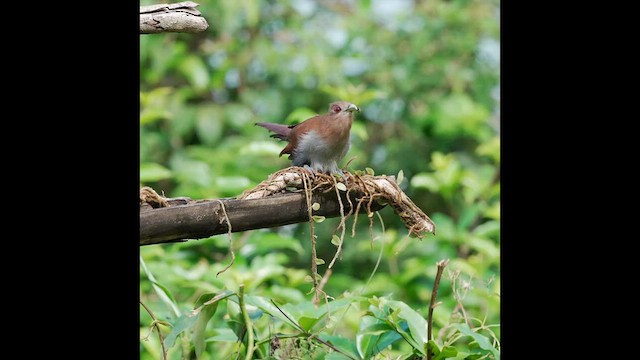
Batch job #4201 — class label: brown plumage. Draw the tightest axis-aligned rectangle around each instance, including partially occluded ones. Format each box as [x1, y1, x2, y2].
[256, 101, 360, 175]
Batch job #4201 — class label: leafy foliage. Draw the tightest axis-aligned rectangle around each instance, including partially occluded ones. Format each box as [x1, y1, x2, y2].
[140, 0, 500, 358]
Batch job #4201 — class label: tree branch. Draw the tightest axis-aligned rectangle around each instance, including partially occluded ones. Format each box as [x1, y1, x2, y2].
[140, 1, 209, 34]
[140, 168, 436, 246]
[140, 190, 385, 246]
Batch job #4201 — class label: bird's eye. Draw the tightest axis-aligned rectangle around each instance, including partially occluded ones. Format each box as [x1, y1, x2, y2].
[331, 105, 342, 113]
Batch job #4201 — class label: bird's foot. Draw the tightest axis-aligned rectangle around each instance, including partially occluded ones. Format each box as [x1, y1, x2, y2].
[301, 165, 317, 181]
[335, 169, 348, 186]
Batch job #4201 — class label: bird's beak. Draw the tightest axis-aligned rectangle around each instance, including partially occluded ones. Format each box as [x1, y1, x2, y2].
[345, 104, 360, 112]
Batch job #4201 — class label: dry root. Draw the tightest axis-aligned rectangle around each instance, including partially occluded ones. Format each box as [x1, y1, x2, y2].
[237, 167, 436, 238]
[140, 186, 169, 208]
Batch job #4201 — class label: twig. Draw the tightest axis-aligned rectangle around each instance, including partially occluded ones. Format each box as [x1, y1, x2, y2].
[315, 268, 333, 309]
[140, 300, 168, 360]
[270, 300, 306, 333]
[427, 259, 449, 360]
[301, 172, 321, 304]
[216, 200, 235, 276]
[238, 285, 255, 360]
[327, 176, 347, 270]
[453, 302, 474, 329]
[365, 212, 386, 287]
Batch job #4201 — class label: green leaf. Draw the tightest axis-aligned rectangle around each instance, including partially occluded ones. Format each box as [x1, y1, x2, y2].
[224, 300, 245, 340]
[315, 258, 325, 265]
[435, 345, 458, 360]
[365, 167, 375, 175]
[192, 290, 235, 358]
[312, 215, 326, 223]
[360, 322, 394, 336]
[410, 173, 439, 192]
[468, 236, 499, 260]
[150, 281, 179, 309]
[336, 182, 347, 191]
[472, 220, 500, 238]
[453, 323, 500, 358]
[331, 235, 342, 246]
[312, 202, 321, 211]
[140, 256, 180, 317]
[205, 328, 238, 342]
[394, 322, 424, 354]
[371, 330, 403, 356]
[432, 93, 490, 137]
[318, 334, 359, 359]
[193, 293, 221, 358]
[357, 332, 373, 359]
[140, 162, 172, 183]
[164, 312, 198, 349]
[178, 55, 210, 92]
[457, 204, 480, 231]
[298, 316, 321, 332]
[140, 108, 172, 125]
[324, 353, 355, 360]
[358, 317, 402, 358]
[396, 169, 404, 185]
[244, 296, 299, 330]
[387, 300, 429, 350]
[427, 340, 459, 360]
[476, 135, 500, 163]
[484, 202, 500, 220]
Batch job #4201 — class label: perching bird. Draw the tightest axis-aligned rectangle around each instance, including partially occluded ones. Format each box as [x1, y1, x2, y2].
[256, 101, 360, 178]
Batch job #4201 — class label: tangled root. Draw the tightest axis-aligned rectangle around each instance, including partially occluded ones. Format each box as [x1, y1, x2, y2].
[140, 186, 169, 208]
[238, 167, 436, 238]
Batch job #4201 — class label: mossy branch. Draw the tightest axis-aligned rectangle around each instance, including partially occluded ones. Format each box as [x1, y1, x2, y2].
[140, 167, 435, 246]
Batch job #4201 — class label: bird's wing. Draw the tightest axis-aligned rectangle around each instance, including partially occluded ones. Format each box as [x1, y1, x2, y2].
[255, 122, 291, 140]
[279, 115, 325, 156]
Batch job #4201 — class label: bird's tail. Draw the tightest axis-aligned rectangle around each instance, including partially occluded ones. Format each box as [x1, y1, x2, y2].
[255, 122, 291, 140]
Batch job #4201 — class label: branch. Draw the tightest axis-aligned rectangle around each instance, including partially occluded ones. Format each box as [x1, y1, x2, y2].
[140, 1, 209, 34]
[140, 189, 385, 246]
[140, 167, 436, 246]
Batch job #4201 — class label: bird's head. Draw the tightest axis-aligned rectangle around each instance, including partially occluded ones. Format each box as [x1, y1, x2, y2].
[329, 101, 360, 115]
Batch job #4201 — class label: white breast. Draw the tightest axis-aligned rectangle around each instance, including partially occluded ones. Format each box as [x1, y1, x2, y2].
[294, 131, 351, 174]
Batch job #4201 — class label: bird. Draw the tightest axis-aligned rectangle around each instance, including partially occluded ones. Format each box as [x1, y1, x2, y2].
[256, 101, 360, 179]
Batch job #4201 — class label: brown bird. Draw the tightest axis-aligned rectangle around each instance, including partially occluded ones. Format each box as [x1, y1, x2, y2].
[256, 101, 360, 178]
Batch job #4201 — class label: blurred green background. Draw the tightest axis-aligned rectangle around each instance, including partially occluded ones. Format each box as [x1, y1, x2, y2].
[140, 0, 500, 358]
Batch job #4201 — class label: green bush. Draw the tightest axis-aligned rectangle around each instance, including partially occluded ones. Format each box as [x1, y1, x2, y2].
[140, 0, 500, 358]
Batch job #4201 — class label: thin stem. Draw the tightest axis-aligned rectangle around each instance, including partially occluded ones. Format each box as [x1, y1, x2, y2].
[238, 285, 255, 360]
[364, 212, 386, 288]
[315, 268, 332, 300]
[427, 259, 449, 360]
[140, 300, 168, 360]
[270, 299, 306, 333]
[302, 172, 320, 303]
[216, 199, 235, 276]
[327, 175, 347, 270]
